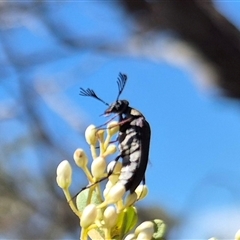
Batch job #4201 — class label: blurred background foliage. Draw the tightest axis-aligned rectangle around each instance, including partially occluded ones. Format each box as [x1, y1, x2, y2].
[1, 1, 240, 239]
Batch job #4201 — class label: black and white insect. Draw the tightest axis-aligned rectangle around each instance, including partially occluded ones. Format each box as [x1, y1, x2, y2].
[79, 73, 151, 194]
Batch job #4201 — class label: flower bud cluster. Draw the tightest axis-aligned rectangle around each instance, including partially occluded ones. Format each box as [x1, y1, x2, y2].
[56, 121, 163, 240]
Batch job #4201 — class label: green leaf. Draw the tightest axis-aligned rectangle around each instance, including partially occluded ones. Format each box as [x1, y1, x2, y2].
[113, 207, 138, 239]
[152, 219, 167, 240]
[120, 207, 138, 238]
[76, 188, 101, 212]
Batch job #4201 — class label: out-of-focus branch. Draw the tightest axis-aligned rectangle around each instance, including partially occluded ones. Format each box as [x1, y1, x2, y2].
[121, 0, 240, 98]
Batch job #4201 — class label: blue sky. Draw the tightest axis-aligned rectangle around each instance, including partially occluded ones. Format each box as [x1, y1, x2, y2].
[73, 2, 240, 238]
[2, 1, 240, 239]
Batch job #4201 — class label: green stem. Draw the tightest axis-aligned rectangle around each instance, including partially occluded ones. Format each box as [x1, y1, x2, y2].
[104, 227, 111, 240]
[83, 166, 94, 183]
[103, 135, 110, 151]
[80, 228, 88, 240]
[96, 184, 104, 202]
[64, 189, 81, 218]
[90, 145, 97, 159]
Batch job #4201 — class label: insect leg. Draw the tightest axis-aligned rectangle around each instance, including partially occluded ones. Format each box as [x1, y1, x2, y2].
[96, 113, 119, 129]
[70, 174, 109, 203]
[116, 117, 133, 126]
[70, 155, 122, 203]
[107, 155, 121, 175]
[96, 116, 132, 134]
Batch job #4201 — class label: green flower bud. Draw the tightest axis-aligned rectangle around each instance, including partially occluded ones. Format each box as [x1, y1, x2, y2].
[56, 160, 72, 189]
[85, 125, 97, 145]
[135, 221, 154, 240]
[91, 156, 106, 179]
[80, 204, 97, 228]
[73, 148, 88, 168]
[135, 185, 148, 200]
[103, 206, 118, 228]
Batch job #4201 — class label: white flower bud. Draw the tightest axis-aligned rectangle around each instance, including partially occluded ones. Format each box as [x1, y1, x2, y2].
[56, 160, 72, 189]
[136, 232, 152, 240]
[135, 185, 148, 200]
[135, 221, 154, 240]
[80, 204, 97, 228]
[235, 229, 240, 240]
[104, 183, 125, 205]
[105, 180, 114, 190]
[96, 129, 104, 142]
[107, 161, 122, 174]
[104, 121, 119, 150]
[103, 181, 114, 198]
[107, 161, 122, 184]
[85, 125, 97, 145]
[124, 233, 136, 240]
[91, 156, 106, 179]
[107, 121, 119, 137]
[73, 148, 88, 168]
[103, 144, 117, 157]
[103, 206, 118, 228]
[125, 192, 137, 207]
[108, 174, 119, 185]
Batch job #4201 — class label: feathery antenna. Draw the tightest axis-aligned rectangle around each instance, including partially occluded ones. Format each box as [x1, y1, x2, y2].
[79, 88, 109, 106]
[116, 73, 127, 101]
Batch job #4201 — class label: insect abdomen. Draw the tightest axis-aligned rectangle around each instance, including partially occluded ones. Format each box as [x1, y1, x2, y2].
[118, 126, 142, 193]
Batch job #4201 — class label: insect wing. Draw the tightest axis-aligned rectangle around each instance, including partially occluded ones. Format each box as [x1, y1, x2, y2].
[128, 118, 151, 193]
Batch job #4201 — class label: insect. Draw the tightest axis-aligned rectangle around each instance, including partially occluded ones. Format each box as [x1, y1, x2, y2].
[79, 73, 151, 194]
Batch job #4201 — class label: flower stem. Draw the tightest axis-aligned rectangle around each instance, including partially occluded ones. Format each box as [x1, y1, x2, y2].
[104, 227, 111, 240]
[64, 189, 81, 218]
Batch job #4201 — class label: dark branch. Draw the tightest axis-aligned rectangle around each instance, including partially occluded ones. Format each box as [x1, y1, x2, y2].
[121, 0, 240, 98]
